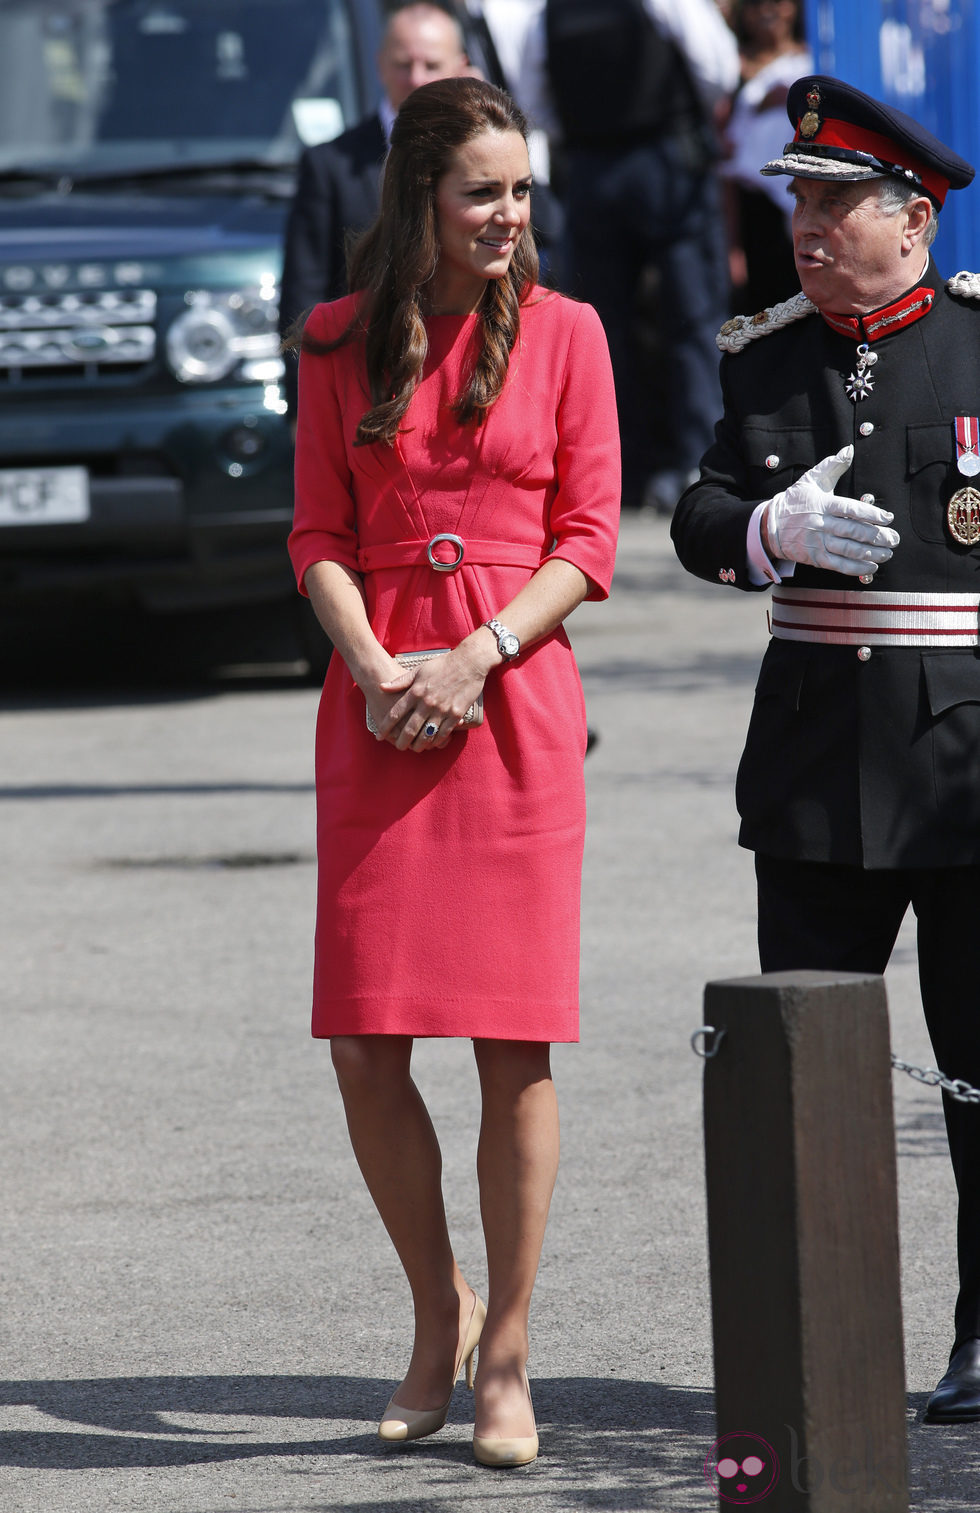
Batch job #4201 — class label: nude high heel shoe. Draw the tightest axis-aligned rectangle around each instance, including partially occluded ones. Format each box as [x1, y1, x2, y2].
[472, 1369, 539, 1467]
[378, 1293, 486, 1442]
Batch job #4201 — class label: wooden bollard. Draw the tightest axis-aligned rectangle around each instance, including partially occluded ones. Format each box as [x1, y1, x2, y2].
[701, 971, 908, 1512]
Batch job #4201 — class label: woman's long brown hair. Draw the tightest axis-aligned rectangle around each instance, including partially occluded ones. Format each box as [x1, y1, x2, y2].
[292, 77, 540, 447]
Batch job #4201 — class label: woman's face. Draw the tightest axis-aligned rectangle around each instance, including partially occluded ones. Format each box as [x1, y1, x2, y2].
[432, 128, 532, 313]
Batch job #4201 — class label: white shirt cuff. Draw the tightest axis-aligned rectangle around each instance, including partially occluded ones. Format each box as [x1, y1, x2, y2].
[747, 501, 795, 586]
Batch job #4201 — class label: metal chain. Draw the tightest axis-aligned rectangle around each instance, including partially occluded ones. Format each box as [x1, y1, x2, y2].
[692, 1027, 980, 1103]
[890, 1056, 980, 1105]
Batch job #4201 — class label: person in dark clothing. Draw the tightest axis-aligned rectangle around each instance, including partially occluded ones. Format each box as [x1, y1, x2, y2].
[545, 0, 738, 512]
[278, 3, 470, 412]
[672, 75, 980, 1424]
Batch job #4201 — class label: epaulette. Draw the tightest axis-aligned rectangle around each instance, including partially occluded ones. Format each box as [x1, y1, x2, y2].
[946, 271, 980, 300]
[716, 292, 818, 353]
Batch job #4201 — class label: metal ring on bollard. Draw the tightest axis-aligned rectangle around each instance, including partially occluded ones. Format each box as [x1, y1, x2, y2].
[691, 1025, 726, 1059]
[427, 532, 466, 572]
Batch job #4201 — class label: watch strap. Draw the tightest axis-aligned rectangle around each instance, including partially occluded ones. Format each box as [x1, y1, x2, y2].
[485, 617, 520, 659]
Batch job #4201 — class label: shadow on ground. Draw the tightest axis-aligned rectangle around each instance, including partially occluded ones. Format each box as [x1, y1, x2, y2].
[4, 1375, 980, 1510]
[0, 1374, 715, 1508]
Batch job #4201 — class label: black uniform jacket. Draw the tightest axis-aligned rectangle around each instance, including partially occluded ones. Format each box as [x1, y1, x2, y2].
[278, 112, 386, 417]
[672, 259, 980, 869]
[279, 112, 386, 329]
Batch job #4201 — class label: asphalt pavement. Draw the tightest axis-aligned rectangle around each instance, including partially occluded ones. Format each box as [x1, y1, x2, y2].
[2, 511, 979, 1512]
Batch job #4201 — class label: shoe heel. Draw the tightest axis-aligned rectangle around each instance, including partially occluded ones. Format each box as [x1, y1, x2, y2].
[378, 1291, 486, 1441]
[461, 1295, 486, 1391]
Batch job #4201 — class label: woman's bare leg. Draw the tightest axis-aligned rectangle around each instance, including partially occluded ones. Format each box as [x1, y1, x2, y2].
[472, 1038, 559, 1439]
[330, 1034, 476, 1409]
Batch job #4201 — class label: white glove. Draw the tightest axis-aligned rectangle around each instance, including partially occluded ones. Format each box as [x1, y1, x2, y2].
[765, 446, 900, 577]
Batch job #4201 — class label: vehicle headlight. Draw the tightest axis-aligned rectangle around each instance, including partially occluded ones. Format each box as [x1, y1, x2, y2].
[165, 285, 284, 385]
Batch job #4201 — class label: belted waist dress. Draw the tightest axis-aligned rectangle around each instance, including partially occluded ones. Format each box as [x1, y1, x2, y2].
[288, 288, 620, 1040]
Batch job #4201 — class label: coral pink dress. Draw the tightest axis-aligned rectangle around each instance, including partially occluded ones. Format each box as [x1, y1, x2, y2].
[289, 288, 619, 1041]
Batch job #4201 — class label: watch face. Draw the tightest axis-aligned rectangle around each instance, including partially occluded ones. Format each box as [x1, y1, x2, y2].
[500, 633, 520, 658]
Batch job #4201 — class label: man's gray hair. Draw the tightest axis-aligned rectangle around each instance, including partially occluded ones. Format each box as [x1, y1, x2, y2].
[876, 177, 939, 247]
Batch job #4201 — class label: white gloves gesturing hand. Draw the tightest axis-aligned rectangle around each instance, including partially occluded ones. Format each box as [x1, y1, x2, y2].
[765, 446, 900, 577]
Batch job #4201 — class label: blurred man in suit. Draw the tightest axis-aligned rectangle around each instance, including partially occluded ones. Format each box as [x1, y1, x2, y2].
[279, 2, 470, 411]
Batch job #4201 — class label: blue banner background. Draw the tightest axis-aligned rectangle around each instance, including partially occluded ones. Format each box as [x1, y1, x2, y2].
[807, 0, 978, 271]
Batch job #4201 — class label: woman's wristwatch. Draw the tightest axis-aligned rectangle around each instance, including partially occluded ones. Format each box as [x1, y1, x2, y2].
[484, 618, 521, 660]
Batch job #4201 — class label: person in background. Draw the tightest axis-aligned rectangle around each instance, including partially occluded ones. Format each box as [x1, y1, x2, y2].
[278, 2, 471, 413]
[461, 0, 565, 281]
[545, 0, 739, 515]
[288, 77, 619, 1465]
[672, 75, 980, 1425]
[722, 0, 811, 314]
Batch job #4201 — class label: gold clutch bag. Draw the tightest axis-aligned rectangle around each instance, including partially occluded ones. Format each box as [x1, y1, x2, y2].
[365, 648, 484, 735]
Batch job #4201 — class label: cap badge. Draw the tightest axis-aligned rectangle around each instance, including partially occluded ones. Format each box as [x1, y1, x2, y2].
[799, 85, 822, 140]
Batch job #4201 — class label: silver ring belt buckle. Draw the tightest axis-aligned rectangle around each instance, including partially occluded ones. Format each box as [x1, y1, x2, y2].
[426, 532, 466, 572]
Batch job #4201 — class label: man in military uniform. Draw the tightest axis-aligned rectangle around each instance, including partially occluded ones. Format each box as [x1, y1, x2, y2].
[672, 76, 980, 1422]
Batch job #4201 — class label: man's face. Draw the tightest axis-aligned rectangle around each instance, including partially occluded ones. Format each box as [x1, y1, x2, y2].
[789, 177, 927, 314]
[377, 5, 468, 113]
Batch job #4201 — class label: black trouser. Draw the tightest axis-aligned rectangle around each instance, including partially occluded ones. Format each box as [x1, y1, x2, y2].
[756, 853, 980, 1352]
[562, 129, 727, 503]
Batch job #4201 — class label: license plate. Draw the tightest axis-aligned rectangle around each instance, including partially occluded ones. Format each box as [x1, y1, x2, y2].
[0, 466, 90, 526]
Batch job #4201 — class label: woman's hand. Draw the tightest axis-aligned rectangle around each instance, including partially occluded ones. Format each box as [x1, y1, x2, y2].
[361, 656, 417, 745]
[372, 639, 494, 753]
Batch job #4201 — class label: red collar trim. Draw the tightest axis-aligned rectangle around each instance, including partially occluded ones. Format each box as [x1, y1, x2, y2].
[794, 115, 949, 204]
[820, 285, 935, 343]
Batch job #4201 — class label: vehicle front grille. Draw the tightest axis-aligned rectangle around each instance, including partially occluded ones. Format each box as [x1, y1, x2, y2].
[0, 288, 157, 378]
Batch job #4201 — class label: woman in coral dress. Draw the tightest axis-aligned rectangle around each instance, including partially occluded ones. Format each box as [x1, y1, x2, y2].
[288, 78, 619, 1467]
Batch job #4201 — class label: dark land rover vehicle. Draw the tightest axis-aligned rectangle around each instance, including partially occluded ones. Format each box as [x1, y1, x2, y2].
[0, 0, 383, 667]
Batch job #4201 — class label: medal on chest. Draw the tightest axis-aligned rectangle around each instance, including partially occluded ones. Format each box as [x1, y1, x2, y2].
[947, 486, 980, 545]
[948, 417, 980, 544]
[845, 342, 878, 403]
[822, 286, 935, 405]
[954, 415, 980, 476]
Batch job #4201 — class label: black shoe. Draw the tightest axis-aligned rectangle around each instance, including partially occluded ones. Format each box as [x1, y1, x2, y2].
[924, 1339, 980, 1422]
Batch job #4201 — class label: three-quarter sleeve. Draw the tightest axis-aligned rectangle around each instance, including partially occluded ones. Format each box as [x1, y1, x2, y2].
[287, 301, 361, 594]
[547, 301, 621, 600]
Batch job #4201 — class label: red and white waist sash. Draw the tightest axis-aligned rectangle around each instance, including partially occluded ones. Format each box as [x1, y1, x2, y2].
[771, 586, 980, 646]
